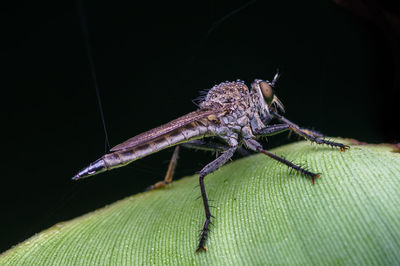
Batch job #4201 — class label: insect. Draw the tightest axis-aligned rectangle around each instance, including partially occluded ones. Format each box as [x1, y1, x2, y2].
[73, 72, 348, 252]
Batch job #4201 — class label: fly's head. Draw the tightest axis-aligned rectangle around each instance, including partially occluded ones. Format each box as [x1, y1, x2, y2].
[251, 71, 285, 121]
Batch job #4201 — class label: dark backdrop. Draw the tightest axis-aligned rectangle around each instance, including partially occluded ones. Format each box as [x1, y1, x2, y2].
[1, 1, 398, 253]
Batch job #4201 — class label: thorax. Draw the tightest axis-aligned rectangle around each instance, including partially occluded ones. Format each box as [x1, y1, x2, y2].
[199, 80, 266, 140]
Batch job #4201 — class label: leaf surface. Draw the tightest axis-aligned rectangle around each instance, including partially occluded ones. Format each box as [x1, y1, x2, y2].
[1, 139, 400, 265]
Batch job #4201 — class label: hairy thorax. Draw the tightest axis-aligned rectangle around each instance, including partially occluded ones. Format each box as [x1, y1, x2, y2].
[199, 80, 264, 146]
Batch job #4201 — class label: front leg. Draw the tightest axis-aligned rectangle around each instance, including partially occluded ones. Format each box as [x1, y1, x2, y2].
[271, 111, 349, 151]
[254, 123, 290, 136]
[244, 138, 321, 184]
[197, 146, 237, 252]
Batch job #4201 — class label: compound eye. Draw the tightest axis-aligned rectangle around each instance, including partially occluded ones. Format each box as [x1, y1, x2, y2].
[260, 81, 273, 104]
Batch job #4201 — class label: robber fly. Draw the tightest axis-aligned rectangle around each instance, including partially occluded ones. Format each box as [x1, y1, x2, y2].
[73, 72, 348, 252]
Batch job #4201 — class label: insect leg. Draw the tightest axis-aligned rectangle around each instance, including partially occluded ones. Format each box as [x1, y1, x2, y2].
[182, 139, 251, 157]
[182, 139, 228, 153]
[146, 139, 247, 192]
[243, 138, 321, 184]
[271, 111, 349, 151]
[254, 124, 290, 136]
[146, 146, 180, 191]
[197, 146, 237, 252]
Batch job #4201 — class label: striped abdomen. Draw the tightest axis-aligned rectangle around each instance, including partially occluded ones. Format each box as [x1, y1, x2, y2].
[73, 121, 210, 180]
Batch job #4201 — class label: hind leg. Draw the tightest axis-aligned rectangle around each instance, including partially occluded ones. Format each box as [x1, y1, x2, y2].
[146, 145, 180, 191]
[146, 139, 241, 191]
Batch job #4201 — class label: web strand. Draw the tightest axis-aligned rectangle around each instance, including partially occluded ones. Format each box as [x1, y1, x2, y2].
[77, 0, 111, 152]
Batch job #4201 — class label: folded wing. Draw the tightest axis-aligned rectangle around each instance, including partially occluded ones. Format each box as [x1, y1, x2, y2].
[110, 109, 222, 152]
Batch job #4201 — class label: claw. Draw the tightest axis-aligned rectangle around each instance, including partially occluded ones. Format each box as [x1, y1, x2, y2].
[311, 173, 321, 184]
[340, 145, 350, 152]
[196, 246, 208, 252]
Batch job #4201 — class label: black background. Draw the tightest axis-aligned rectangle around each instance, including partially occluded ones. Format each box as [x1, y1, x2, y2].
[1, 1, 398, 253]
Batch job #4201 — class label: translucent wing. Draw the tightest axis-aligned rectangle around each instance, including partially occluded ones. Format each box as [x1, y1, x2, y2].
[110, 108, 224, 152]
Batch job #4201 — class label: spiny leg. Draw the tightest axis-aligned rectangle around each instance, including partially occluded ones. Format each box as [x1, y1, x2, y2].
[146, 139, 245, 192]
[254, 123, 290, 136]
[260, 149, 320, 184]
[197, 146, 237, 252]
[256, 123, 322, 142]
[146, 145, 180, 191]
[244, 138, 320, 184]
[271, 111, 349, 151]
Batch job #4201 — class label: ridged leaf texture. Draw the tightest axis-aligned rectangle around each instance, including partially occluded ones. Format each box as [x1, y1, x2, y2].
[1, 139, 400, 265]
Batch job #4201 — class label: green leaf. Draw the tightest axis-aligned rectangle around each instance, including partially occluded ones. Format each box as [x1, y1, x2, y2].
[1, 139, 400, 265]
